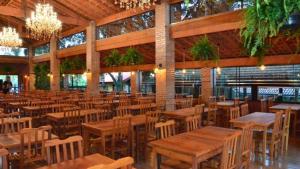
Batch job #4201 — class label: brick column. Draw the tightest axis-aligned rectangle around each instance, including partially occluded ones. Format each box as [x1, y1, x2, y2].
[86, 21, 100, 95]
[130, 71, 139, 94]
[50, 36, 60, 91]
[155, 0, 175, 111]
[201, 67, 213, 104]
[28, 46, 35, 91]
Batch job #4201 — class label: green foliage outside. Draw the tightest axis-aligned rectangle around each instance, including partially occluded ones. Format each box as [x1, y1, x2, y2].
[33, 64, 50, 90]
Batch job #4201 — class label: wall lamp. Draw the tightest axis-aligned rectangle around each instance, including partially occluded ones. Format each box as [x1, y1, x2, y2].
[154, 63, 162, 74]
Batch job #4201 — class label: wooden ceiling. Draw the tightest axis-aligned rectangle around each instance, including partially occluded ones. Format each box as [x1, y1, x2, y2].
[0, 0, 123, 43]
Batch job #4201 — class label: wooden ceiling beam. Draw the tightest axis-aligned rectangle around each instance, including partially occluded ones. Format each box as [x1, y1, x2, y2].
[0, 6, 88, 25]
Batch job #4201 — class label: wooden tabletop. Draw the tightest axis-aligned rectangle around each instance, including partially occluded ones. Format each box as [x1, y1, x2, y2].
[230, 112, 275, 127]
[217, 100, 245, 107]
[23, 104, 75, 111]
[269, 103, 300, 111]
[127, 103, 156, 110]
[37, 153, 114, 169]
[163, 107, 212, 119]
[150, 126, 240, 163]
[47, 109, 103, 122]
[82, 114, 146, 133]
[0, 130, 58, 149]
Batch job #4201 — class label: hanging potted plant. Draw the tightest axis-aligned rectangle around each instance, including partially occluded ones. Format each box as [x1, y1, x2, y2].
[190, 35, 219, 65]
[121, 47, 144, 66]
[241, 0, 300, 65]
[1, 65, 15, 74]
[104, 49, 122, 67]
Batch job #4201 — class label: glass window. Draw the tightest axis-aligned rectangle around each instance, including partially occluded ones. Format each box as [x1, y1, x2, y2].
[170, 0, 251, 23]
[97, 11, 155, 39]
[58, 32, 86, 50]
[0, 75, 19, 92]
[140, 71, 156, 94]
[0, 46, 28, 57]
[34, 43, 50, 56]
[66, 74, 87, 90]
[175, 69, 201, 97]
[100, 72, 131, 92]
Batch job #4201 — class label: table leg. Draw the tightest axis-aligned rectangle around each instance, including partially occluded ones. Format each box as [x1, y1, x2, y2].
[151, 149, 159, 169]
[192, 158, 198, 169]
[83, 128, 89, 155]
[101, 134, 106, 155]
[262, 130, 267, 163]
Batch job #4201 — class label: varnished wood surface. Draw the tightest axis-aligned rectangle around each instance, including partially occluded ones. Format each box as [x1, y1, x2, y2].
[23, 104, 75, 112]
[0, 129, 57, 149]
[217, 100, 245, 107]
[163, 107, 212, 119]
[150, 126, 241, 168]
[47, 109, 102, 122]
[269, 103, 300, 111]
[230, 112, 275, 127]
[37, 153, 114, 169]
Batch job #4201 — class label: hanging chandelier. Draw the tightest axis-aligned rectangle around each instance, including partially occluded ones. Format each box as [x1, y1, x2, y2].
[114, 0, 158, 10]
[26, 3, 62, 40]
[0, 27, 22, 47]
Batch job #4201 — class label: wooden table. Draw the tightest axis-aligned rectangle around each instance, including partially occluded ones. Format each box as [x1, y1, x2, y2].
[230, 112, 275, 162]
[127, 103, 156, 111]
[269, 103, 300, 136]
[47, 109, 102, 122]
[22, 104, 75, 115]
[0, 129, 57, 149]
[163, 107, 213, 120]
[150, 126, 241, 169]
[217, 100, 245, 107]
[82, 114, 146, 155]
[37, 153, 114, 169]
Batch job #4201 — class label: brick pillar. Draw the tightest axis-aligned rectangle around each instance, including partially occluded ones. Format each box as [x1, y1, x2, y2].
[201, 67, 213, 104]
[155, 0, 175, 111]
[130, 71, 139, 94]
[50, 36, 60, 91]
[28, 47, 35, 91]
[86, 21, 100, 95]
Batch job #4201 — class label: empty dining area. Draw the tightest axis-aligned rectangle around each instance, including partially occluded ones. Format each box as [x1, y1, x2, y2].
[0, 0, 300, 169]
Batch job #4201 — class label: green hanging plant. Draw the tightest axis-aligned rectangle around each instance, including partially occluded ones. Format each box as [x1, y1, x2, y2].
[104, 49, 122, 67]
[1, 65, 15, 74]
[241, 0, 300, 64]
[34, 63, 50, 90]
[190, 35, 219, 62]
[60, 56, 86, 74]
[121, 47, 144, 66]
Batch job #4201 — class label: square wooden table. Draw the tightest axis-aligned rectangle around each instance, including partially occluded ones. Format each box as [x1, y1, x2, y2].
[0, 129, 58, 149]
[163, 107, 212, 120]
[37, 153, 114, 169]
[150, 126, 241, 169]
[82, 114, 146, 156]
[230, 112, 275, 162]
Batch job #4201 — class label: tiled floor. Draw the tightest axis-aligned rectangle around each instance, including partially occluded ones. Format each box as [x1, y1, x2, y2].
[136, 136, 300, 169]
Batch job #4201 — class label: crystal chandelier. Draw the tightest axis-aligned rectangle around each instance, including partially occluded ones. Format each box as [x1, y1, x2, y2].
[0, 27, 22, 47]
[114, 0, 158, 10]
[26, 3, 62, 40]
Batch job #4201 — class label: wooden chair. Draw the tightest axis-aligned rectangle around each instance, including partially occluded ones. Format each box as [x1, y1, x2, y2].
[229, 107, 240, 121]
[194, 104, 204, 115]
[85, 109, 111, 123]
[239, 123, 254, 169]
[219, 95, 225, 101]
[19, 125, 52, 168]
[119, 100, 131, 106]
[244, 96, 249, 104]
[185, 114, 201, 132]
[143, 111, 160, 158]
[111, 115, 132, 159]
[116, 107, 131, 117]
[203, 103, 217, 126]
[260, 99, 267, 112]
[0, 148, 9, 169]
[267, 97, 274, 112]
[197, 95, 203, 105]
[45, 135, 83, 165]
[0, 117, 32, 134]
[88, 156, 134, 169]
[240, 103, 249, 116]
[281, 108, 291, 154]
[140, 104, 153, 115]
[220, 133, 241, 169]
[233, 98, 240, 106]
[155, 120, 176, 139]
[208, 96, 217, 103]
[62, 109, 81, 138]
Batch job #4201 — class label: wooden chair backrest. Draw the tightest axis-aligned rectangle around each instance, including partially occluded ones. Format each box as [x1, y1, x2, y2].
[88, 157, 134, 169]
[45, 135, 83, 165]
[81, 102, 93, 109]
[244, 96, 249, 103]
[119, 100, 131, 106]
[155, 120, 176, 139]
[197, 95, 203, 105]
[239, 123, 254, 156]
[272, 111, 283, 141]
[267, 97, 274, 108]
[63, 109, 81, 129]
[207, 103, 217, 123]
[0, 117, 32, 134]
[283, 108, 291, 131]
[233, 98, 240, 106]
[194, 104, 204, 115]
[116, 107, 131, 117]
[145, 111, 160, 138]
[185, 114, 201, 132]
[260, 99, 267, 112]
[85, 109, 110, 123]
[240, 103, 249, 116]
[230, 107, 240, 120]
[208, 96, 217, 103]
[219, 95, 225, 101]
[113, 115, 132, 141]
[0, 148, 8, 169]
[140, 104, 153, 114]
[221, 133, 241, 169]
